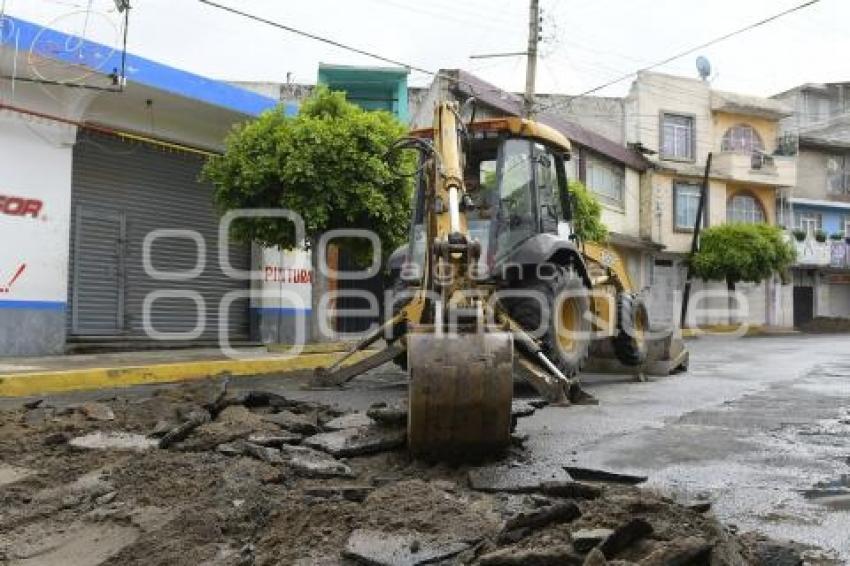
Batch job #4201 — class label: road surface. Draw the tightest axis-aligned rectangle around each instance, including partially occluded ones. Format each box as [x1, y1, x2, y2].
[277, 334, 850, 559]
[3, 334, 848, 560]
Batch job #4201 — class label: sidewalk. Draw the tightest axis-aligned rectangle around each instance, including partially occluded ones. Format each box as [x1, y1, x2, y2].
[0, 344, 367, 398]
[680, 325, 800, 338]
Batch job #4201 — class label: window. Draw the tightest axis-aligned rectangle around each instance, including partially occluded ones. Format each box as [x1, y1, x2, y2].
[721, 124, 764, 153]
[674, 182, 705, 231]
[495, 139, 536, 257]
[661, 113, 695, 161]
[586, 154, 625, 206]
[796, 212, 823, 235]
[726, 193, 766, 224]
[534, 145, 563, 233]
[844, 216, 850, 237]
[827, 156, 850, 194]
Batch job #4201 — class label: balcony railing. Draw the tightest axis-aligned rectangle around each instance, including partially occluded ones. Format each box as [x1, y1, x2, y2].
[791, 234, 850, 268]
[713, 151, 795, 187]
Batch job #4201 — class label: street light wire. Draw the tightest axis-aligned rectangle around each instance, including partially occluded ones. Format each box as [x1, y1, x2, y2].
[535, 0, 822, 115]
[196, 0, 512, 100]
[197, 0, 438, 77]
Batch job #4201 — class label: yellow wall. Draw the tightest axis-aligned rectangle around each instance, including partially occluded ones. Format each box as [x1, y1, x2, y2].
[713, 112, 779, 154]
[725, 182, 777, 224]
[653, 172, 778, 254]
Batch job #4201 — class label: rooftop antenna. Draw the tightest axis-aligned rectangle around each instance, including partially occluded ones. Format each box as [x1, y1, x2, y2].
[696, 55, 711, 82]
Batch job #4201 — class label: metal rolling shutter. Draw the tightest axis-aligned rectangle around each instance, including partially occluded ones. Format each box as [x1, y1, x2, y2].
[68, 132, 250, 341]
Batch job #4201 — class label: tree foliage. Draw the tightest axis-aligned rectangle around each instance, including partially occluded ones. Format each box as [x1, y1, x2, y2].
[689, 223, 796, 286]
[202, 87, 413, 258]
[569, 179, 609, 243]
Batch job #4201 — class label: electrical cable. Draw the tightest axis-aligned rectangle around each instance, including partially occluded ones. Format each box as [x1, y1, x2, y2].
[198, 0, 438, 77]
[197, 0, 507, 99]
[535, 0, 822, 115]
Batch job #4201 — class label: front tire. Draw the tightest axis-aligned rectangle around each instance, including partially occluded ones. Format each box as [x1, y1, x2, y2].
[505, 267, 591, 378]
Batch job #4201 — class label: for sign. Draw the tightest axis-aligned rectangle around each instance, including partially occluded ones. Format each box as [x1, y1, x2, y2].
[0, 195, 43, 218]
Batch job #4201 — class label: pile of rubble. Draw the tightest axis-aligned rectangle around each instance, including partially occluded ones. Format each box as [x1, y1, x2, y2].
[0, 380, 822, 565]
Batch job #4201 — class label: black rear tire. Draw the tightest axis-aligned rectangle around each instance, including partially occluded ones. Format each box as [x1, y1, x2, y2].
[613, 292, 649, 366]
[504, 267, 591, 378]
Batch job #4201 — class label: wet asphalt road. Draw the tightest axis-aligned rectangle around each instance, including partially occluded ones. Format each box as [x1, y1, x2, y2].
[522, 335, 850, 560]
[4, 334, 849, 559]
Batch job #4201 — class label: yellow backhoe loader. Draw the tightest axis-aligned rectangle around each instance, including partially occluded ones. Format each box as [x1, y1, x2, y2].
[314, 102, 687, 459]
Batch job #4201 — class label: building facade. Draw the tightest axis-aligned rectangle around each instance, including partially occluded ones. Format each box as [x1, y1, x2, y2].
[0, 15, 278, 356]
[625, 72, 797, 328]
[773, 82, 850, 324]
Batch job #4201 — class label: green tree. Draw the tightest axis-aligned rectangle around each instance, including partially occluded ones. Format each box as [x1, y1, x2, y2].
[202, 87, 413, 339]
[569, 179, 609, 243]
[689, 223, 796, 323]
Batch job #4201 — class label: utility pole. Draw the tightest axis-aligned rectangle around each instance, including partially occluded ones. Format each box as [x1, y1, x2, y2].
[524, 0, 541, 117]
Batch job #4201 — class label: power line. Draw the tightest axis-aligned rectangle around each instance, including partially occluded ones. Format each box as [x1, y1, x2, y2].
[198, 0, 439, 77]
[197, 0, 511, 100]
[535, 0, 822, 115]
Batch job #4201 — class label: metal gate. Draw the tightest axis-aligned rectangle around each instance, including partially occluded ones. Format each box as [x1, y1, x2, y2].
[68, 132, 251, 342]
[71, 205, 125, 334]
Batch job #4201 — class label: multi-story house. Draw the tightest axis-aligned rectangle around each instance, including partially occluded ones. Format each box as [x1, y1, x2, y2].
[622, 71, 797, 328]
[772, 82, 850, 325]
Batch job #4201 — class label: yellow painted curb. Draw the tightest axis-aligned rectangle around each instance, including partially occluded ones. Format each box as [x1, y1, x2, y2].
[0, 350, 374, 398]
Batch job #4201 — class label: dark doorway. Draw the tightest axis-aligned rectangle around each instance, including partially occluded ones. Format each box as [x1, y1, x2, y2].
[793, 286, 814, 328]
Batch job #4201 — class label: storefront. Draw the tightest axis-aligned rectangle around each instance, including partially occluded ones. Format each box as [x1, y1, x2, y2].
[0, 15, 277, 355]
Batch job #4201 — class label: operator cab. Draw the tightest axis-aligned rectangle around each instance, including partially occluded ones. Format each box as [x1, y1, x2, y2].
[405, 120, 573, 280]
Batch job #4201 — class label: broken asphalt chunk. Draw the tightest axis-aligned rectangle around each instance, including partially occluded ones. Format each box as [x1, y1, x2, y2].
[540, 480, 602, 500]
[343, 529, 468, 566]
[303, 484, 374, 503]
[242, 442, 284, 464]
[79, 402, 115, 422]
[366, 405, 408, 427]
[279, 445, 356, 478]
[70, 431, 158, 451]
[22, 398, 44, 410]
[247, 432, 302, 447]
[503, 500, 581, 532]
[322, 412, 375, 431]
[158, 409, 211, 448]
[598, 517, 654, 559]
[469, 464, 571, 493]
[262, 410, 320, 435]
[571, 528, 614, 553]
[564, 466, 648, 485]
[687, 501, 712, 513]
[637, 536, 712, 566]
[303, 426, 405, 457]
[479, 545, 582, 565]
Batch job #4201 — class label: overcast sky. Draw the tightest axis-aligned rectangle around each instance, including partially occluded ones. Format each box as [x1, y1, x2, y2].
[3, 0, 848, 99]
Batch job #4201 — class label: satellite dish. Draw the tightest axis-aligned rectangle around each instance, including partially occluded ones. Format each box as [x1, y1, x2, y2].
[696, 56, 711, 81]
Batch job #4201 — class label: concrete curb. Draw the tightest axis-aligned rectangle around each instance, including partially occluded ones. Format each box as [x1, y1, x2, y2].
[0, 351, 374, 398]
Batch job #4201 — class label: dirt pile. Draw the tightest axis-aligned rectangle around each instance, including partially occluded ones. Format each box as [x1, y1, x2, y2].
[0, 380, 825, 565]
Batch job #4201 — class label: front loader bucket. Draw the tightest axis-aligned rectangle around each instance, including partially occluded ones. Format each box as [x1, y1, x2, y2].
[407, 330, 514, 459]
[585, 332, 689, 376]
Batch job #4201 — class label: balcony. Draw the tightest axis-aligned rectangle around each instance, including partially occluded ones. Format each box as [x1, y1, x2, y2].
[713, 151, 795, 187]
[792, 235, 850, 268]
